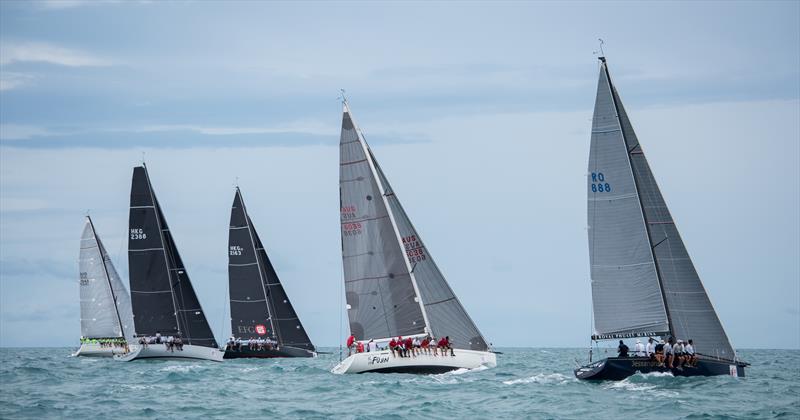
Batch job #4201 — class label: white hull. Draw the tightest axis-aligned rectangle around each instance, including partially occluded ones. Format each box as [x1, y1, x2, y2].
[331, 348, 496, 374]
[73, 343, 131, 357]
[114, 343, 224, 362]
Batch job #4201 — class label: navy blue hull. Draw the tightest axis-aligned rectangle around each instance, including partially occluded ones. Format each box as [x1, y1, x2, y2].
[223, 345, 314, 359]
[575, 357, 747, 380]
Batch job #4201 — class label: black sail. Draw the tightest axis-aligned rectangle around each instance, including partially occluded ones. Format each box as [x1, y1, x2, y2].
[128, 165, 218, 348]
[228, 188, 314, 351]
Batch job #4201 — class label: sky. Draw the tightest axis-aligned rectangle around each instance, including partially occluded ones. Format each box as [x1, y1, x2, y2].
[0, 0, 798, 349]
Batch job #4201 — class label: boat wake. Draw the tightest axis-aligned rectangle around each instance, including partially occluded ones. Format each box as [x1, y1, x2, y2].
[603, 378, 679, 398]
[503, 373, 574, 386]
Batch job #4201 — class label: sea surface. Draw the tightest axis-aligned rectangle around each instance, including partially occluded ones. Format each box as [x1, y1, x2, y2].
[0, 348, 797, 419]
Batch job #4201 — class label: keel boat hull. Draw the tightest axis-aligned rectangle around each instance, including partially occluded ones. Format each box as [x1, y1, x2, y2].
[575, 356, 747, 380]
[114, 344, 224, 362]
[332, 349, 496, 374]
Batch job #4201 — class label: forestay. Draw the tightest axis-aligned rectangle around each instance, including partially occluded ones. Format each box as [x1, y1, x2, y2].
[79, 216, 135, 342]
[339, 105, 426, 341]
[228, 188, 315, 351]
[128, 165, 218, 348]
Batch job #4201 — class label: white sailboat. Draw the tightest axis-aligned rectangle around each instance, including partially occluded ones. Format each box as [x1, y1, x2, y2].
[116, 164, 223, 362]
[74, 216, 135, 357]
[332, 98, 496, 374]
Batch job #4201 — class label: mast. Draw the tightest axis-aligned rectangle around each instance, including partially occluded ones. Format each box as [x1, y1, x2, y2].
[342, 99, 432, 335]
[236, 187, 279, 341]
[600, 57, 674, 337]
[141, 163, 183, 336]
[87, 216, 126, 339]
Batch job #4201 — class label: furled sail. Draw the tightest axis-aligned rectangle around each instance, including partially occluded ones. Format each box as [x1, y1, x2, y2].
[588, 58, 736, 360]
[339, 104, 426, 341]
[128, 165, 218, 348]
[228, 187, 315, 351]
[79, 216, 135, 342]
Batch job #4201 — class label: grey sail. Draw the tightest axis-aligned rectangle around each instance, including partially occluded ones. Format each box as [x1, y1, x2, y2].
[228, 187, 315, 351]
[373, 155, 489, 351]
[589, 58, 735, 360]
[339, 104, 426, 341]
[128, 165, 218, 348]
[79, 216, 135, 342]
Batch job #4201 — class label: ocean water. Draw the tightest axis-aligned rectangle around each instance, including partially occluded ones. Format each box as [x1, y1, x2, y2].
[0, 348, 797, 419]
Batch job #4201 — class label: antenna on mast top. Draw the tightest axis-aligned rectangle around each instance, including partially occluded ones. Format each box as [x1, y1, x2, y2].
[339, 89, 348, 104]
[235, 176, 239, 188]
[141, 151, 146, 165]
[593, 38, 606, 62]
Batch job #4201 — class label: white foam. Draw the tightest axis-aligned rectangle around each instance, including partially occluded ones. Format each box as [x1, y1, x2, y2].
[503, 373, 574, 386]
[158, 364, 204, 373]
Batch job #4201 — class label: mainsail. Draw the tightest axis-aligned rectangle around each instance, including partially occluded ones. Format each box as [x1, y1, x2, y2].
[588, 57, 735, 360]
[79, 216, 135, 342]
[228, 187, 315, 351]
[339, 101, 489, 351]
[128, 165, 218, 348]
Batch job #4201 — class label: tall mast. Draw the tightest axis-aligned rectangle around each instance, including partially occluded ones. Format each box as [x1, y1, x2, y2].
[342, 99, 432, 335]
[235, 187, 279, 341]
[87, 216, 126, 339]
[141, 164, 183, 336]
[600, 57, 674, 337]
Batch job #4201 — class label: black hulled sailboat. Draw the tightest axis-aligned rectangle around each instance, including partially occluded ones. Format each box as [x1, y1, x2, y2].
[223, 187, 316, 358]
[575, 57, 747, 380]
[117, 164, 223, 362]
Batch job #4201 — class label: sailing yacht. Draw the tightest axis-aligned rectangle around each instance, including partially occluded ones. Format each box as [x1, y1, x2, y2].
[75, 216, 135, 357]
[332, 99, 496, 374]
[223, 187, 316, 358]
[116, 165, 223, 362]
[574, 57, 748, 380]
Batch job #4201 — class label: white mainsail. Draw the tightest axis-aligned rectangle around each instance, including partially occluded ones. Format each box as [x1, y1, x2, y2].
[79, 216, 135, 342]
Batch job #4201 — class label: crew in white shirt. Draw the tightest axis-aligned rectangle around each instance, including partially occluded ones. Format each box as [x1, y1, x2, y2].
[646, 338, 655, 358]
[634, 339, 645, 357]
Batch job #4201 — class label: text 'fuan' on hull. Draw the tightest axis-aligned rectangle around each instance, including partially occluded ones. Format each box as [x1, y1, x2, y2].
[575, 57, 747, 380]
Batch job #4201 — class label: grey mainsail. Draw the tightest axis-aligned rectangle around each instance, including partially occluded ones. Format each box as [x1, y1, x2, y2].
[339, 101, 489, 351]
[128, 165, 218, 348]
[79, 216, 135, 342]
[588, 57, 735, 360]
[339, 105, 426, 341]
[228, 187, 315, 351]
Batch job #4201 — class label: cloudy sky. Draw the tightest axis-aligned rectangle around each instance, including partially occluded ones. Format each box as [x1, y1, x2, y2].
[1, 1, 798, 349]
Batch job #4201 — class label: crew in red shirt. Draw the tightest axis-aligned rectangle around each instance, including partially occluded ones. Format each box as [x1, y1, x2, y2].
[404, 337, 413, 357]
[389, 338, 397, 357]
[346, 334, 356, 356]
[356, 340, 364, 353]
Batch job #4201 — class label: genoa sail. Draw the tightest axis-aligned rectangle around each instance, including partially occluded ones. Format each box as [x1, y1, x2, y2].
[128, 165, 218, 348]
[228, 187, 315, 351]
[339, 101, 489, 351]
[79, 216, 135, 342]
[588, 58, 736, 360]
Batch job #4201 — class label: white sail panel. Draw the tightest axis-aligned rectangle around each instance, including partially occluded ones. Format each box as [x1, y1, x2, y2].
[79, 217, 134, 340]
[588, 61, 670, 338]
[339, 107, 426, 341]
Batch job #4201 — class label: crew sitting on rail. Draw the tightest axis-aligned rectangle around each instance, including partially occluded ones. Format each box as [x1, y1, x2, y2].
[646, 338, 655, 359]
[634, 339, 645, 357]
[437, 336, 455, 356]
[654, 339, 665, 365]
[673, 339, 685, 369]
[617, 340, 629, 357]
[685, 339, 697, 366]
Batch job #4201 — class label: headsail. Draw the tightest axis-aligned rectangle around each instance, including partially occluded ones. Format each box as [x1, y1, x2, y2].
[339, 101, 489, 351]
[128, 165, 218, 348]
[588, 57, 735, 359]
[228, 187, 315, 351]
[373, 157, 489, 351]
[79, 216, 135, 342]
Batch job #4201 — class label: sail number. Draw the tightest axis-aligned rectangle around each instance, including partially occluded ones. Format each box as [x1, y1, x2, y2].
[403, 235, 426, 263]
[79, 272, 89, 285]
[343, 222, 363, 236]
[130, 228, 147, 240]
[590, 172, 612, 193]
[229, 245, 243, 256]
[341, 205, 357, 220]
